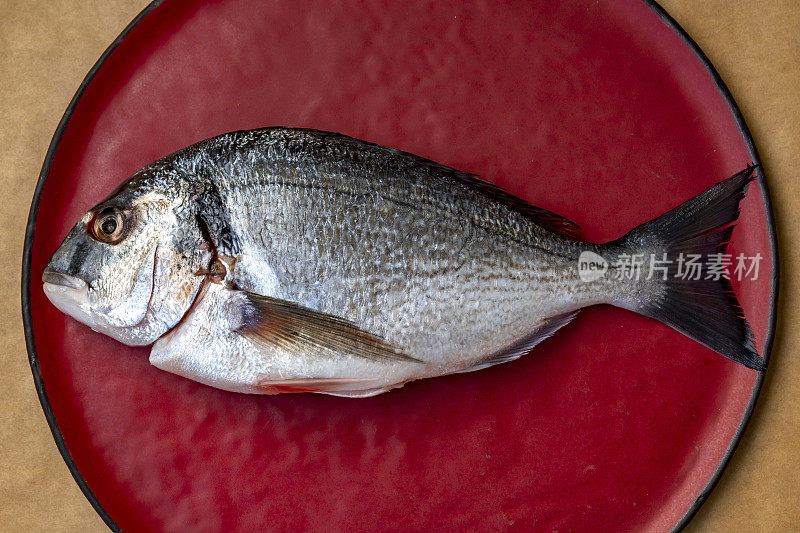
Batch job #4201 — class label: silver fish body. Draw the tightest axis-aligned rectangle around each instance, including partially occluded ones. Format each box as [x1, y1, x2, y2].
[43, 128, 764, 397]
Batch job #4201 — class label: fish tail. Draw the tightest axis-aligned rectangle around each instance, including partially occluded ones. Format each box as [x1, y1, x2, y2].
[605, 166, 764, 370]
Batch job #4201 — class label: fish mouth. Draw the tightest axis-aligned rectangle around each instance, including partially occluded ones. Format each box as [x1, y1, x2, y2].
[42, 269, 92, 324]
[42, 270, 88, 291]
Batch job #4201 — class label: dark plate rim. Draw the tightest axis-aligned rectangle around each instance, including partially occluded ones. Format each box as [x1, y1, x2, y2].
[643, 0, 779, 530]
[20, 1, 779, 531]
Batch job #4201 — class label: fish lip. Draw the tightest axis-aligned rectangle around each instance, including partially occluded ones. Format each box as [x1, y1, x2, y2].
[42, 270, 87, 291]
[42, 269, 92, 328]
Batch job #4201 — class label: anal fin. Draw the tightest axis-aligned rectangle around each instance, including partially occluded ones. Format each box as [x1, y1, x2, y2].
[457, 311, 578, 374]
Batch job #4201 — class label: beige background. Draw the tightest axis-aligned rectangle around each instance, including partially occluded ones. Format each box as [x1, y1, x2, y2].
[0, 1, 797, 531]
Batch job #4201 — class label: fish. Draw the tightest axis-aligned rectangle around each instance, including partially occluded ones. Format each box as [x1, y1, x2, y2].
[41, 128, 764, 397]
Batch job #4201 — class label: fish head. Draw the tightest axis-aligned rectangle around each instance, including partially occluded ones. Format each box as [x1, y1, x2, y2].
[43, 171, 211, 345]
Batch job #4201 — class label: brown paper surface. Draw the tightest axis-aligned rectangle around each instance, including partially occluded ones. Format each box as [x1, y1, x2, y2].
[0, 1, 796, 531]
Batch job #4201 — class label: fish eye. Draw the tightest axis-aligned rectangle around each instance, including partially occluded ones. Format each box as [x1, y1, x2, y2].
[90, 207, 128, 244]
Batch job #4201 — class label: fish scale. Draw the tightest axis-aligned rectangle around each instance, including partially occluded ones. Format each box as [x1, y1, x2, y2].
[198, 131, 617, 375]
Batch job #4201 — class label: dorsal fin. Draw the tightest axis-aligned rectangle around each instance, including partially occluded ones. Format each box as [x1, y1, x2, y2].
[451, 172, 581, 239]
[306, 130, 580, 238]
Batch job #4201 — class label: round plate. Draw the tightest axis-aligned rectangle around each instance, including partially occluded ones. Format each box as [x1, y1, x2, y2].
[23, 0, 777, 531]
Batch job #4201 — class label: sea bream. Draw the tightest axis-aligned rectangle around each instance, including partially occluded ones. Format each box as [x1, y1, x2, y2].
[42, 128, 764, 397]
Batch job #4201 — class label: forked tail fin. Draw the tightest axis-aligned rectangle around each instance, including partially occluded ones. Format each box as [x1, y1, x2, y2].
[610, 166, 764, 371]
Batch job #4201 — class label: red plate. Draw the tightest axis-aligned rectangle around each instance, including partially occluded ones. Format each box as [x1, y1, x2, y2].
[23, 0, 777, 531]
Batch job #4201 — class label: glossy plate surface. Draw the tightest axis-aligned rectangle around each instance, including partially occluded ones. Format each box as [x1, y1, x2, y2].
[23, 0, 776, 531]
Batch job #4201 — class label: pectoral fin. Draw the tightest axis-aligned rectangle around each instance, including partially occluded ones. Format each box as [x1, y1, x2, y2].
[234, 290, 421, 363]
